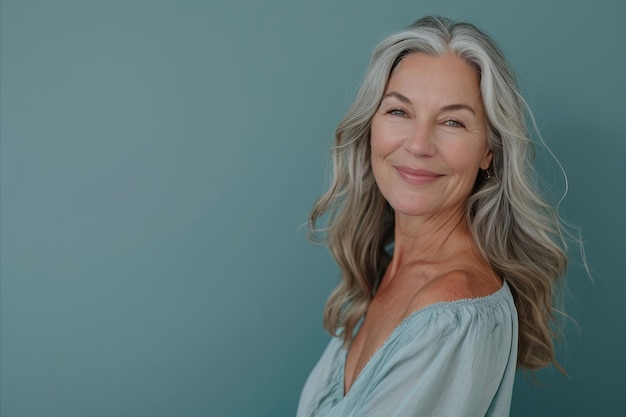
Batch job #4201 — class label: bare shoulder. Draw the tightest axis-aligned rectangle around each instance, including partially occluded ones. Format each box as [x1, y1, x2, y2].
[407, 270, 502, 313]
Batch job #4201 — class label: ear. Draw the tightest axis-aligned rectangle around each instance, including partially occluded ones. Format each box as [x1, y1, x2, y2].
[480, 148, 493, 171]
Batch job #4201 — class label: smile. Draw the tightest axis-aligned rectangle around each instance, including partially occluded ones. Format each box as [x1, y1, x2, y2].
[394, 166, 442, 185]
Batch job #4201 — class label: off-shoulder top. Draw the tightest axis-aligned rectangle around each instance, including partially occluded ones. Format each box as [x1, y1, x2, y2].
[296, 281, 518, 417]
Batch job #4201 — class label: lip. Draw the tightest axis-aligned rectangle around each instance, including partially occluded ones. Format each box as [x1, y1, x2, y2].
[394, 166, 442, 185]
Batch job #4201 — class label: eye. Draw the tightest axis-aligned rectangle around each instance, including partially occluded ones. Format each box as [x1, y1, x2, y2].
[386, 108, 408, 117]
[442, 118, 465, 128]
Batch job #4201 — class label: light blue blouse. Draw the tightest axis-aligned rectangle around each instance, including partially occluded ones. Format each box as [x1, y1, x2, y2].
[297, 282, 518, 417]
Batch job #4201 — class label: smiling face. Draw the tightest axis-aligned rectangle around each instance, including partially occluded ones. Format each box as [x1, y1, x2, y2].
[370, 52, 493, 220]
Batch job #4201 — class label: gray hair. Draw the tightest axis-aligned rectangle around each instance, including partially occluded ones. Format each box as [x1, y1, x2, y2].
[309, 15, 568, 371]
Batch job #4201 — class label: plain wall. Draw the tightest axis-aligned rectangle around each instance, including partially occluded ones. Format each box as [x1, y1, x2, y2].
[1, 0, 624, 416]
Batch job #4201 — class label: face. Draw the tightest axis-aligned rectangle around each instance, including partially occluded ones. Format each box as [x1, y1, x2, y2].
[370, 52, 492, 219]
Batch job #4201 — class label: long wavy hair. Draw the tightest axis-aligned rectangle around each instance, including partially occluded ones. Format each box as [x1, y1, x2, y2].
[309, 15, 569, 371]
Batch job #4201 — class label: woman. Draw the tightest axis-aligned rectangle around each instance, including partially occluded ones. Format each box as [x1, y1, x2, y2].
[297, 16, 568, 417]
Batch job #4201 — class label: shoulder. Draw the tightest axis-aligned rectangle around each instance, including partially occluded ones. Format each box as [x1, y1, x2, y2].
[406, 270, 503, 313]
[394, 276, 516, 357]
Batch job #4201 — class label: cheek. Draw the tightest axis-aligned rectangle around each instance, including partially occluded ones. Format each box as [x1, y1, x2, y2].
[447, 138, 490, 170]
[369, 123, 390, 187]
[370, 118, 403, 159]
[369, 129, 385, 169]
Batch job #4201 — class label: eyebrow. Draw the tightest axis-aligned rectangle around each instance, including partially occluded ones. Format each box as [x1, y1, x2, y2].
[381, 91, 476, 115]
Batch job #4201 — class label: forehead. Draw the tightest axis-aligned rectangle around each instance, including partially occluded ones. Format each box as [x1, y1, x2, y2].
[385, 52, 482, 104]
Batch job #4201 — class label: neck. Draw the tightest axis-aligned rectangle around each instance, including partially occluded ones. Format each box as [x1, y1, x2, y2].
[386, 208, 478, 279]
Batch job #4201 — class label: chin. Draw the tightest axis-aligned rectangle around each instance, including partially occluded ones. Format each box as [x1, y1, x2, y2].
[386, 197, 436, 217]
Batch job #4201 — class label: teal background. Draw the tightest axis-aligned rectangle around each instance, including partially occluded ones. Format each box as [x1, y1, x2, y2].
[1, 0, 624, 416]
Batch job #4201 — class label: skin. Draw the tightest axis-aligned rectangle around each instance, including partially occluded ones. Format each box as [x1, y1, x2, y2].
[343, 52, 502, 395]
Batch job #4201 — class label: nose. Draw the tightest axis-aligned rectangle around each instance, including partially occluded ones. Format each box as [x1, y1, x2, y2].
[404, 122, 436, 157]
